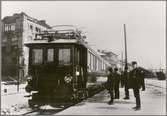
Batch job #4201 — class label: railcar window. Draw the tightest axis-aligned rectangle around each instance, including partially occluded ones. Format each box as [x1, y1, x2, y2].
[32, 49, 43, 64]
[59, 48, 71, 65]
[93, 55, 96, 70]
[90, 54, 93, 70]
[47, 49, 54, 62]
[77, 49, 80, 65]
[75, 48, 80, 65]
[88, 52, 91, 69]
[99, 60, 102, 71]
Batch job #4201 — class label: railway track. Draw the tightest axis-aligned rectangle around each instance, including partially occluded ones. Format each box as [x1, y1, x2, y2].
[21, 87, 105, 115]
[146, 83, 166, 97]
[21, 103, 73, 115]
[21, 97, 94, 115]
[146, 83, 166, 89]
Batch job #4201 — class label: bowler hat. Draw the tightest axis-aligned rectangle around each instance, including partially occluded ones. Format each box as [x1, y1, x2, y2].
[114, 67, 118, 71]
[132, 61, 137, 65]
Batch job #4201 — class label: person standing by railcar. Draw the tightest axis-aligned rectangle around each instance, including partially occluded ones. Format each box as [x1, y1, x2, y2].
[128, 61, 145, 110]
[107, 67, 115, 105]
[113, 67, 121, 99]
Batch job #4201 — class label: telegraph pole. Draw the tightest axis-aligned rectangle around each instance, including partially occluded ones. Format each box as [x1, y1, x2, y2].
[124, 24, 128, 71]
[123, 24, 130, 99]
[121, 51, 124, 71]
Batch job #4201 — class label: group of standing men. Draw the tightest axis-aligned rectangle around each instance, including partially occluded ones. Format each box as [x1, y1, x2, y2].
[107, 61, 145, 111]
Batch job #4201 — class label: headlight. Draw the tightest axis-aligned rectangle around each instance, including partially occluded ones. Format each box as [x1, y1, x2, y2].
[27, 76, 32, 80]
[76, 71, 80, 76]
[64, 75, 73, 83]
[27, 75, 32, 82]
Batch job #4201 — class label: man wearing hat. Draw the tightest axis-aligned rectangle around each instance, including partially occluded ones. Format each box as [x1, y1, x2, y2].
[129, 61, 145, 110]
[113, 67, 121, 99]
[107, 67, 115, 105]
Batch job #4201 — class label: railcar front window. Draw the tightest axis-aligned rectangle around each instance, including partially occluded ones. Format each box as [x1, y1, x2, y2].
[47, 49, 54, 62]
[59, 49, 71, 65]
[32, 49, 43, 64]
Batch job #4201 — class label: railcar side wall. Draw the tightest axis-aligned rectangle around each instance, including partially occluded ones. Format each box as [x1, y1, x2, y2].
[86, 49, 110, 88]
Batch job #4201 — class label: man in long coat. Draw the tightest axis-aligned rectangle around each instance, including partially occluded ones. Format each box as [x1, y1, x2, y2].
[128, 61, 145, 110]
[107, 67, 115, 105]
[113, 68, 121, 99]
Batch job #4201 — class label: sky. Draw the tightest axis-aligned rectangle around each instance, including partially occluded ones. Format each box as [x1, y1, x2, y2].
[1, 1, 166, 70]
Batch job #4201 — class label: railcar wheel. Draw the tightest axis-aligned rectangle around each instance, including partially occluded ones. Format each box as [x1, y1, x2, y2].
[28, 99, 35, 108]
[28, 99, 41, 109]
[84, 90, 89, 98]
[71, 93, 79, 103]
[25, 85, 32, 93]
[82, 90, 89, 99]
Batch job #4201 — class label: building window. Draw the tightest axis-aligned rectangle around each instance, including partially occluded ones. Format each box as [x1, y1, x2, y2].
[5, 24, 10, 31]
[35, 27, 39, 32]
[30, 25, 33, 31]
[39, 28, 41, 32]
[47, 49, 54, 62]
[11, 37, 18, 42]
[32, 49, 43, 64]
[11, 25, 15, 31]
[4, 24, 15, 31]
[5, 24, 8, 31]
[2, 39, 7, 43]
[27, 36, 33, 41]
[59, 48, 71, 65]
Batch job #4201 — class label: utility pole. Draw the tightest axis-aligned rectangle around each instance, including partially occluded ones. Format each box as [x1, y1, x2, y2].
[121, 51, 123, 71]
[124, 24, 128, 71]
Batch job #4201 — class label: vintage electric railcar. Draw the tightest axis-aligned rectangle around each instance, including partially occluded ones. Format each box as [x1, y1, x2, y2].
[25, 29, 110, 107]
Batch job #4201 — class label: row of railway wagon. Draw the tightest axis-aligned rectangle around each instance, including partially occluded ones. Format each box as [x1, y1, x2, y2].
[25, 27, 111, 108]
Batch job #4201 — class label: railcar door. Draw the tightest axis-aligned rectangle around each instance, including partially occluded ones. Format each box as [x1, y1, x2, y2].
[74, 45, 87, 90]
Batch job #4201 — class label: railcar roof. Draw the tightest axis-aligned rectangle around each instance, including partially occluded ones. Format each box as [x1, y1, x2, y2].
[24, 38, 110, 66]
[25, 39, 79, 45]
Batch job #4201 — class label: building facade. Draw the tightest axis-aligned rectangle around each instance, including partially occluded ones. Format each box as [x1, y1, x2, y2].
[98, 50, 119, 68]
[97, 49, 133, 73]
[118, 60, 133, 72]
[1, 12, 51, 81]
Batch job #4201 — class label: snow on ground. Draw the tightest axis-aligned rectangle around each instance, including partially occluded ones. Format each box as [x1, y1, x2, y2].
[1, 83, 31, 115]
[56, 79, 166, 115]
[1, 78, 166, 115]
[145, 78, 166, 88]
[1, 83, 26, 96]
[1, 94, 30, 115]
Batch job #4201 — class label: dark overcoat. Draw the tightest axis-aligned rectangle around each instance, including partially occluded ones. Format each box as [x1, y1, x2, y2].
[113, 72, 120, 89]
[128, 68, 145, 89]
[107, 73, 115, 91]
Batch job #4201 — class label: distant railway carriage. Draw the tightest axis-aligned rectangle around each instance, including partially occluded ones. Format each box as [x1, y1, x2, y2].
[25, 28, 110, 107]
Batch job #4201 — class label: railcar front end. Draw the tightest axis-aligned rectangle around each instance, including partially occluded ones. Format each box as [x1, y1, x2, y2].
[25, 42, 88, 107]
